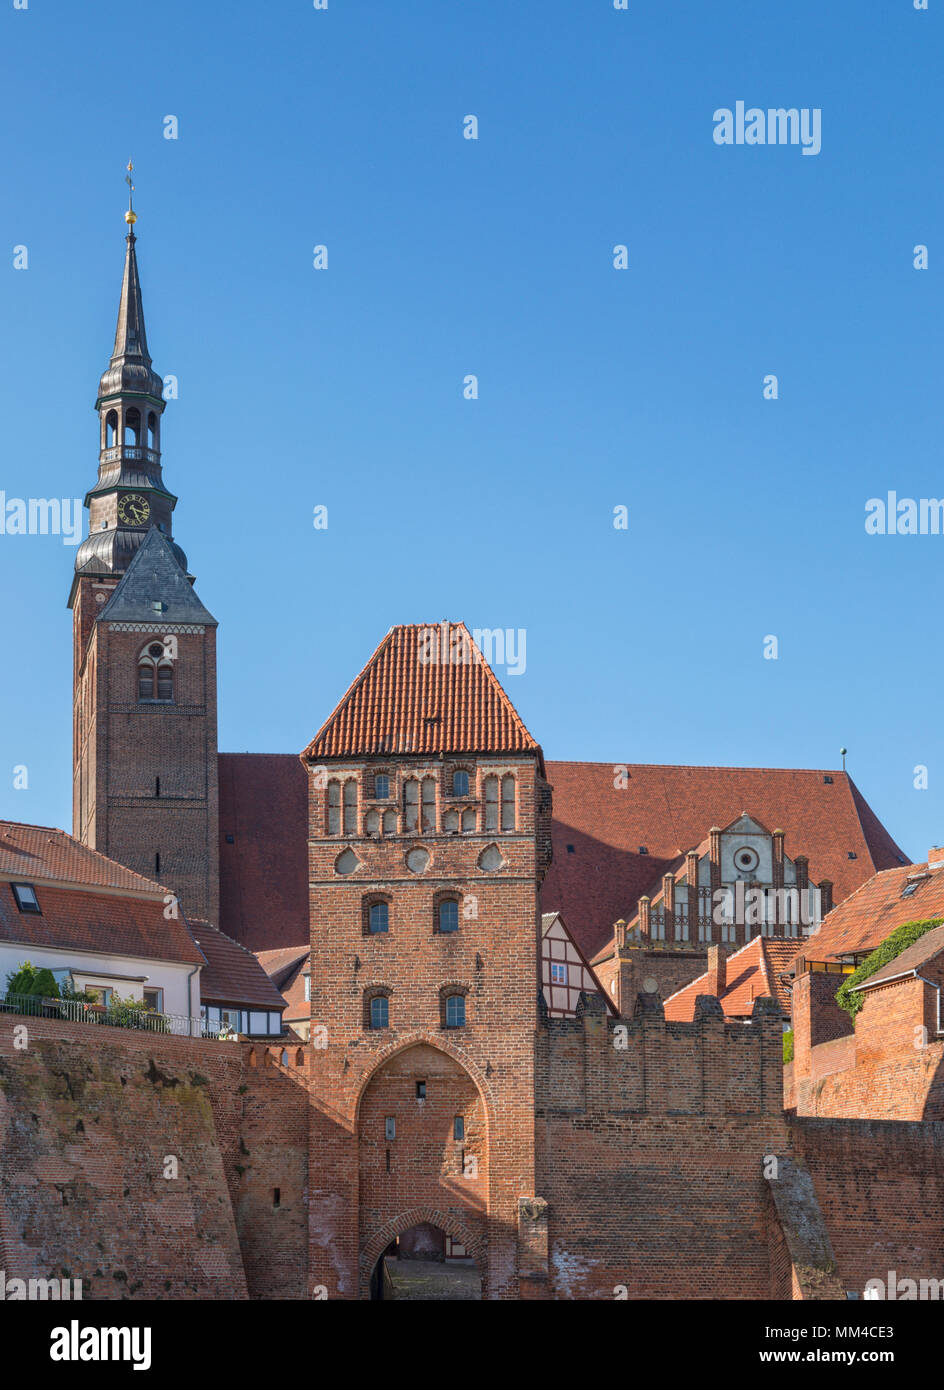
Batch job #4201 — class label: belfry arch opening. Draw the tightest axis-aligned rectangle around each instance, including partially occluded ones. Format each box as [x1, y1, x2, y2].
[368, 1223, 482, 1301]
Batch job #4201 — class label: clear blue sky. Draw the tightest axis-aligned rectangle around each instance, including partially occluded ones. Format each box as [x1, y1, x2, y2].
[0, 0, 941, 862]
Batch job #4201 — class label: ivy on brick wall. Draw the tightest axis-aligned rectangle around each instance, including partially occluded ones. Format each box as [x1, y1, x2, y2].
[835, 917, 944, 1020]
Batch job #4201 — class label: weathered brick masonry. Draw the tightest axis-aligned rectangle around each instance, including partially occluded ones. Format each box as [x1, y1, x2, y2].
[535, 993, 793, 1298]
[0, 1016, 309, 1300]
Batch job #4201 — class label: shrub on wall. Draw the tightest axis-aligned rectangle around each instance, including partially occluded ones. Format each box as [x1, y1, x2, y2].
[835, 917, 944, 1020]
[4, 961, 60, 1000]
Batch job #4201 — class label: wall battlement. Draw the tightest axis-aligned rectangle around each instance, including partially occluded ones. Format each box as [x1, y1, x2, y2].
[537, 990, 784, 1117]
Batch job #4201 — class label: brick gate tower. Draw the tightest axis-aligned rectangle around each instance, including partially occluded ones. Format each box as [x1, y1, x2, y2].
[68, 184, 220, 926]
[300, 623, 553, 1298]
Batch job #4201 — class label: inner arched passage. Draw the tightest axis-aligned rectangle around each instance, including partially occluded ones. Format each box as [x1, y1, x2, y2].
[358, 1042, 489, 1299]
[366, 1212, 483, 1301]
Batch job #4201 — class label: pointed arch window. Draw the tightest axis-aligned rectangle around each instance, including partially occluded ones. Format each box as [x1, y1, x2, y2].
[403, 779, 419, 832]
[484, 776, 499, 831]
[137, 641, 174, 703]
[501, 775, 516, 831]
[421, 777, 436, 832]
[327, 780, 341, 834]
[342, 780, 357, 835]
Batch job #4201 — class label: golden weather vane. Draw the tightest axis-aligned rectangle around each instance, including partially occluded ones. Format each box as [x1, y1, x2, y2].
[124, 160, 137, 226]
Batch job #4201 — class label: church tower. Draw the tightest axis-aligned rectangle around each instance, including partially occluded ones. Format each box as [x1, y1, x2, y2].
[69, 176, 220, 926]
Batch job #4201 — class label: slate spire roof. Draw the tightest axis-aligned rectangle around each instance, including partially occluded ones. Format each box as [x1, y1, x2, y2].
[97, 526, 216, 626]
[301, 622, 540, 761]
[97, 229, 164, 403]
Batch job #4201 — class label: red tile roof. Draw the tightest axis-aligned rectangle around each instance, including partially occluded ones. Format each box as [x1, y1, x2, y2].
[856, 920, 944, 990]
[663, 937, 802, 1021]
[256, 946, 309, 1021]
[0, 821, 167, 897]
[539, 763, 908, 960]
[189, 919, 288, 1010]
[218, 754, 309, 951]
[0, 882, 204, 967]
[804, 860, 944, 963]
[0, 820, 202, 966]
[300, 623, 541, 761]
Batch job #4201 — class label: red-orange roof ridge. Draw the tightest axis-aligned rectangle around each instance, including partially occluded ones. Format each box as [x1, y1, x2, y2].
[300, 623, 540, 761]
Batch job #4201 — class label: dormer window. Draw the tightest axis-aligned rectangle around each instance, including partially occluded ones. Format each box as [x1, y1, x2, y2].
[11, 883, 40, 914]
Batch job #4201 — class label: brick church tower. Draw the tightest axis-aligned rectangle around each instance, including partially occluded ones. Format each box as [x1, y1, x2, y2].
[300, 623, 553, 1298]
[69, 191, 220, 925]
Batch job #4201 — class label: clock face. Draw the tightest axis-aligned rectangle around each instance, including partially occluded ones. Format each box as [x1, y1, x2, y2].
[117, 493, 150, 526]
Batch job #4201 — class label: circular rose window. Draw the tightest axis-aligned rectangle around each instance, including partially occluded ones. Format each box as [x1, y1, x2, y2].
[734, 846, 759, 872]
[406, 847, 430, 875]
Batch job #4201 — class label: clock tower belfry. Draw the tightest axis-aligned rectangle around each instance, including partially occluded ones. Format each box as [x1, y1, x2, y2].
[69, 177, 220, 928]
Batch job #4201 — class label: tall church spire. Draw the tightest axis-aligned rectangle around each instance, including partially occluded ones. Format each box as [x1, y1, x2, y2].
[99, 227, 162, 400]
[72, 168, 186, 589]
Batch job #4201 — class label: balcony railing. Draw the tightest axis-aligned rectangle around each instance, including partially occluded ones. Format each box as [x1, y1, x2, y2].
[100, 446, 160, 466]
[0, 991, 226, 1040]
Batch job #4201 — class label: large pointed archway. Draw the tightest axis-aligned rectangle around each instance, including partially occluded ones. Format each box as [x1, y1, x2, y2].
[357, 1040, 490, 1299]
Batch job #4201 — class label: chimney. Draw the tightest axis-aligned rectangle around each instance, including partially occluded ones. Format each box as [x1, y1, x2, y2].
[706, 944, 726, 997]
[817, 879, 833, 918]
[795, 854, 809, 894]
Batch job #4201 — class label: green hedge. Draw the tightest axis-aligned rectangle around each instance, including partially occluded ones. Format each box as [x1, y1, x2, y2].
[782, 1029, 794, 1064]
[835, 917, 944, 1020]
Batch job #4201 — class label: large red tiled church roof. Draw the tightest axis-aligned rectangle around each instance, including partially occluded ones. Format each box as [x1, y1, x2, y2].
[540, 762, 909, 959]
[300, 623, 540, 761]
[803, 855, 944, 963]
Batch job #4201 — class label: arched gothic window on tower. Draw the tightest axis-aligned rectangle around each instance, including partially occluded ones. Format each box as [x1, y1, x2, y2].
[147, 412, 157, 450]
[138, 641, 174, 703]
[124, 407, 141, 447]
[105, 410, 118, 449]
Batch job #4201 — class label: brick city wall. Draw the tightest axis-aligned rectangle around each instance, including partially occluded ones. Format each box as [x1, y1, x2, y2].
[791, 969, 944, 1120]
[0, 1015, 309, 1299]
[791, 1117, 944, 1296]
[535, 994, 792, 1298]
